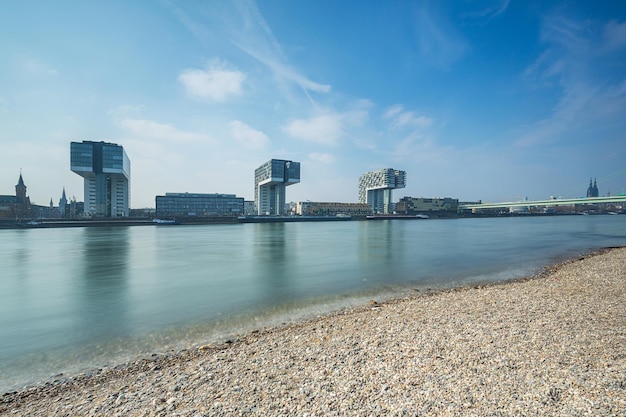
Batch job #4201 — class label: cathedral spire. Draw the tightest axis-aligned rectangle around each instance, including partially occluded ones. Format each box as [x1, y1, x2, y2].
[59, 187, 68, 217]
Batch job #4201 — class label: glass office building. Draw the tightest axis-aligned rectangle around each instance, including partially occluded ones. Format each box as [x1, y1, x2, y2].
[155, 193, 244, 217]
[70, 141, 130, 217]
[254, 159, 300, 215]
[358, 168, 406, 214]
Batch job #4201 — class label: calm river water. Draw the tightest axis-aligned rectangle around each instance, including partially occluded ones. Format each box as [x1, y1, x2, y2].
[1, 215, 625, 392]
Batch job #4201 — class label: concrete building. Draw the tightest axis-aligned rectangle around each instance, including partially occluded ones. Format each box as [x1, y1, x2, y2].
[71, 141, 130, 217]
[296, 201, 371, 216]
[358, 168, 406, 214]
[155, 193, 244, 217]
[254, 159, 300, 215]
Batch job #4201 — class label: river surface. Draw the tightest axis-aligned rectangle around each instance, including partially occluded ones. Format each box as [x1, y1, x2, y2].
[1, 215, 625, 392]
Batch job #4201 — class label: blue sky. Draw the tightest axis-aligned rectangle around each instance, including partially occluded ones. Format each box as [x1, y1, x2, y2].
[1, 0, 625, 208]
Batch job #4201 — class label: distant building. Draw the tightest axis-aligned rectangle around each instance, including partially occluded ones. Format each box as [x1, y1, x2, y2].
[586, 178, 599, 198]
[358, 168, 406, 214]
[254, 159, 300, 215]
[0, 173, 32, 219]
[396, 197, 459, 214]
[129, 208, 156, 218]
[155, 193, 244, 217]
[296, 201, 372, 216]
[244, 200, 255, 216]
[70, 141, 130, 217]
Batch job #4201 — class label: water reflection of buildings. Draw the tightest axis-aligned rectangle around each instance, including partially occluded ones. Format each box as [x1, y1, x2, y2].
[253, 223, 295, 301]
[77, 227, 130, 341]
[358, 220, 397, 264]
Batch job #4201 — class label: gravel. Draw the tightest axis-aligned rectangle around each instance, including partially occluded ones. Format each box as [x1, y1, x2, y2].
[2, 247, 625, 416]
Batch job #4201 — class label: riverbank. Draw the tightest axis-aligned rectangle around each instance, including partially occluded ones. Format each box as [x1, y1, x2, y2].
[2, 247, 625, 415]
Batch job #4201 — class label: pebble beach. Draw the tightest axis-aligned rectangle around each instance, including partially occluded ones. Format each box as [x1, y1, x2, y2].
[2, 247, 625, 416]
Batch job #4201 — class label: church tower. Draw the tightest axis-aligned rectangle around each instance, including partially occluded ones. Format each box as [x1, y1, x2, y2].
[14, 172, 31, 218]
[15, 173, 27, 203]
[59, 187, 67, 217]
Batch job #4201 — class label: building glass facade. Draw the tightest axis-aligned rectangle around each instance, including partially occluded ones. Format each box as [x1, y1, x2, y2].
[70, 141, 130, 217]
[254, 159, 300, 215]
[358, 168, 406, 214]
[396, 197, 459, 214]
[156, 193, 244, 217]
[296, 201, 372, 216]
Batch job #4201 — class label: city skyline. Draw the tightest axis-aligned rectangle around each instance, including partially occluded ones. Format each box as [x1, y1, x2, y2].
[1, 1, 626, 208]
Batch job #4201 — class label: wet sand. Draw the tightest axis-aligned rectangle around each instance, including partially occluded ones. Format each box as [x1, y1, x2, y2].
[2, 247, 625, 416]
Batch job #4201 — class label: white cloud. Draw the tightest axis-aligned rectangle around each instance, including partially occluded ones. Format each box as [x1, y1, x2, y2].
[117, 118, 212, 143]
[384, 105, 433, 129]
[229, 120, 269, 148]
[172, 2, 330, 101]
[178, 60, 245, 101]
[282, 114, 343, 146]
[309, 152, 335, 164]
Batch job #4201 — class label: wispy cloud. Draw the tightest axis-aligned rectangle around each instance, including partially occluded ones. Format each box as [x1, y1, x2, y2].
[171, 1, 330, 103]
[384, 105, 433, 129]
[282, 113, 343, 146]
[229, 120, 269, 149]
[413, 2, 471, 69]
[391, 132, 451, 164]
[117, 118, 213, 143]
[517, 15, 626, 148]
[230, 1, 331, 97]
[461, 0, 510, 21]
[602, 20, 626, 52]
[178, 59, 246, 101]
[23, 58, 59, 76]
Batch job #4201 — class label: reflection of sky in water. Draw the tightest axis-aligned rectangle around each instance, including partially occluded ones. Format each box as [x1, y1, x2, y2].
[1, 215, 626, 392]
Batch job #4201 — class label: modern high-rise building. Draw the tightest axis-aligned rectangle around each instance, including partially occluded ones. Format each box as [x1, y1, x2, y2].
[70, 141, 130, 217]
[254, 159, 300, 215]
[358, 168, 406, 214]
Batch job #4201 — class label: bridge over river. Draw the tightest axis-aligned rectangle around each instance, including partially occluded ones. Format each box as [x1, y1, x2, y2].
[460, 196, 626, 212]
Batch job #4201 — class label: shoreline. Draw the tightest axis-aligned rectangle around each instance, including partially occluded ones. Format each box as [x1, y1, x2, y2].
[2, 247, 625, 415]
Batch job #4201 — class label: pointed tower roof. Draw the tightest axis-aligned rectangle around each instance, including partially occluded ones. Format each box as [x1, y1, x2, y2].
[17, 172, 25, 187]
[61, 187, 67, 200]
